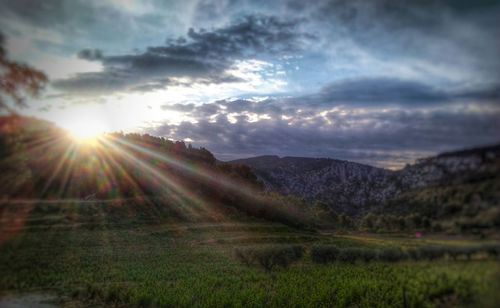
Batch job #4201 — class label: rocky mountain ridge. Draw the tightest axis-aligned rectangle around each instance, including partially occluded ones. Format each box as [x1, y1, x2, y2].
[230, 144, 500, 215]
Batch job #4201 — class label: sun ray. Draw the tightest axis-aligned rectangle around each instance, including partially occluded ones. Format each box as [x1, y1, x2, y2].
[100, 138, 209, 219]
[40, 143, 77, 197]
[111, 136, 258, 199]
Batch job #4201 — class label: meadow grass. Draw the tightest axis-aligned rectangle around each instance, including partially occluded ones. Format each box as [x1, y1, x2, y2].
[1, 201, 499, 307]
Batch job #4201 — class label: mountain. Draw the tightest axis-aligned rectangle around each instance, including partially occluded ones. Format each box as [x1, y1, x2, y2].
[230, 156, 399, 215]
[382, 145, 500, 232]
[230, 145, 500, 219]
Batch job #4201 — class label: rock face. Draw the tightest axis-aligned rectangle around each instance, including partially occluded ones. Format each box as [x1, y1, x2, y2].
[230, 144, 500, 215]
[398, 145, 500, 189]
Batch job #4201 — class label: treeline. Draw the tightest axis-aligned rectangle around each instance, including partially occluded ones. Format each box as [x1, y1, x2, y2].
[310, 244, 500, 264]
[317, 210, 500, 235]
[233, 243, 500, 272]
[109, 132, 217, 166]
[358, 213, 432, 232]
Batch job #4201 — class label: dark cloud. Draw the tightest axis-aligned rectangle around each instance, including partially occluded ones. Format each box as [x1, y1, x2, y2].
[161, 103, 195, 112]
[53, 15, 310, 96]
[298, 0, 500, 86]
[313, 78, 449, 106]
[77, 48, 104, 61]
[153, 80, 500, 168]
[290, 78, 500, 107]
[0, 0, 189, 54]
[150, 100, 500, 168]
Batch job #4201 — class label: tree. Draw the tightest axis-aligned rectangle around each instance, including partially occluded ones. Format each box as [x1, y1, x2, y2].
[339, 213, 354, 229]
[361, 213, 377, 230]
[0, 32, 48, 112]
[0, 123, 32, 197]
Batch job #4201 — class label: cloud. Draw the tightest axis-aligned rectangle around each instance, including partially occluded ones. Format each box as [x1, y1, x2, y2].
[291, 0, 500, 87]
[77, 48, 104, 61]
[290, 77, 500, 107]
[52, 15, 310, 96]
[0, 0, 190, 53]
[160, 76, 499, 113]
[309, 78, 449, 106]
[153, 87, 500, 168]
[151, 105, 500, 168]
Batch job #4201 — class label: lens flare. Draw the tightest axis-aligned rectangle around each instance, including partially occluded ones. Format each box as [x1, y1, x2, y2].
[66, 119, 106, 143]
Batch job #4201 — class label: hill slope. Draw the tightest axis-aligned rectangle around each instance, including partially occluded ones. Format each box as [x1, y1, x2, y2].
[230, 156, 398, 215]
[0, 116, 314, 229]
[230, 145, 500, 226]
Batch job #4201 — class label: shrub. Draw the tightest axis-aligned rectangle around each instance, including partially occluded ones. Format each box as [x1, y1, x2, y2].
[407, 249, 422, 261]
[377, 248, 407, 262]
[234, 248, 255, 267]
[234, 245, 304, 272]
[311, 245, 340, 263]
[460, 247, 477, 260]
[447, 247, 464, 261]
[357, 248, 378, 262]
[483, 244, 500, 259]
[419, 246, 446, 260]
[289, 244, 305, 259]
[312, 247, 403, 264]
[337, 248, 363, 263]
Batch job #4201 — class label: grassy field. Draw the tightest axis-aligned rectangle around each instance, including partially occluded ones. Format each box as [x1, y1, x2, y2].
[1, 200, 499, 307]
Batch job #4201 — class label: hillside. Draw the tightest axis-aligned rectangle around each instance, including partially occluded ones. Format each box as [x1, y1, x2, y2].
[230, 156, 399, 215]
[231, 145, 500, 233]
[0, 116, 314, 229]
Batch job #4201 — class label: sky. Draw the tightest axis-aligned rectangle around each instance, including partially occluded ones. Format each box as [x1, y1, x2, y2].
[0, 0, 499, 169]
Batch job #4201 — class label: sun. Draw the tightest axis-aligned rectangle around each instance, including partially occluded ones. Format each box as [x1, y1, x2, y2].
[66, 120, 107, 143]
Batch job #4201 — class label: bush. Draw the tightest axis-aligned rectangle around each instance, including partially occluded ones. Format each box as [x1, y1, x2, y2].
[483, 244, 500, 259]
[337, 248, 364, 263]
[460, 247, 478, 260]
[447, 247, 463, 261]
[309, 244, 500, 265]
[419, 246, 446, 260]
[311, 245, 340, 263]
[357, 248, 378, 262]
[377, 248, 407, 262]
[234, 248, 255, 267]
[407, 249, 422, 261]
[312, 247, 405, 264]
[234, 245, 304, 272]
[290, 244, 305, 259]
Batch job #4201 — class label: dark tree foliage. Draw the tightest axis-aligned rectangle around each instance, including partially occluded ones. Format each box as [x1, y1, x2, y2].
[0, 32, 48, 112]
[310, 245, 340, 263]
[234, 245, 304, 272]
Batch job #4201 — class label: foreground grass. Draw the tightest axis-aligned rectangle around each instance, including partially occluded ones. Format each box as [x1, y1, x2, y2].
[1, 202, 499, 307]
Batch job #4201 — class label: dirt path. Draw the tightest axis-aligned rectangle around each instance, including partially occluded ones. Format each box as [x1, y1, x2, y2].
[0, 293, 59, 307]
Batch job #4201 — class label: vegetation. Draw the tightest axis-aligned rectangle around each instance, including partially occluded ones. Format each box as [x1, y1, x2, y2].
[1, 201, 499, 307]
[234, 245, 304, 272]
[0, 32, 48, 112]
[310, 243, 500, 265]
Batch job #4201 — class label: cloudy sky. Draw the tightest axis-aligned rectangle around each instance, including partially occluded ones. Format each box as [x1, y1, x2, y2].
[1, 0, 499, 168]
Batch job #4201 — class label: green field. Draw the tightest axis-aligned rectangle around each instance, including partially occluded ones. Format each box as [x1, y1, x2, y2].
[1, 201, 499, 307]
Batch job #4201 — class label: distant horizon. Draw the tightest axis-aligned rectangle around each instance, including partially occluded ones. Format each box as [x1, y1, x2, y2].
[217, 141, 500, 170]
[3, 113, 498, 170]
